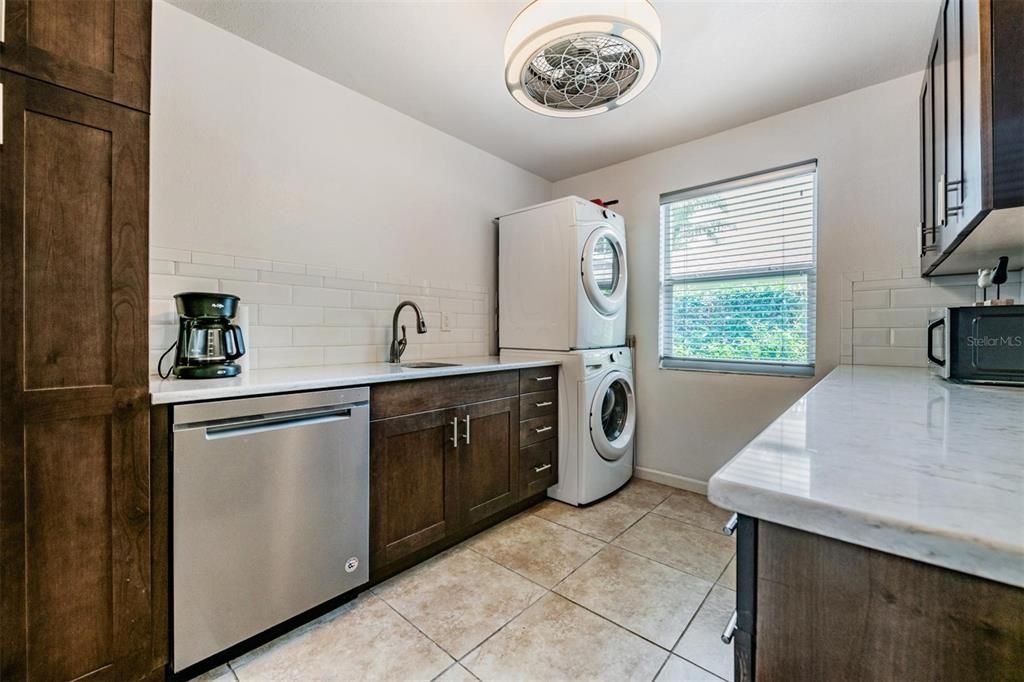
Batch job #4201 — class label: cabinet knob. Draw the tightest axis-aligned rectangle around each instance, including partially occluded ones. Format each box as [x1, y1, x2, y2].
[535, 401, 553, 408]
[723, 513, 738, 536]
[533, 463, 552, 473]
[534, 426, 553, 434]
[534, 375, 553, 382]
[721, 610, 738, 644]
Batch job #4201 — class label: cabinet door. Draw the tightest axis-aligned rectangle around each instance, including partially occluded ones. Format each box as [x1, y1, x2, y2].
[0, 0, 151, 111]
[920, 60, 935, 259]
[932, 27, 947, 239]
[943, 0, 965, 243]
[0, 73, 152, 681]
[455, 398, 520, 526]
[370, 409, 458, 569]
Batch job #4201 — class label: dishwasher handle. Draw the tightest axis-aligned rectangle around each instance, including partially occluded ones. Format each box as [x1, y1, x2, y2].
[204, 407, 354, 440]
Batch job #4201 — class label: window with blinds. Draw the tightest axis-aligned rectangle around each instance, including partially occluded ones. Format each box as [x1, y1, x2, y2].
[659, 161, 817, 376]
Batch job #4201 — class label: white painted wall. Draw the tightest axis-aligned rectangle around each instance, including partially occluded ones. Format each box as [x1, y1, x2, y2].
[151, 0, 550, 295]
[553, 73, 923, 488]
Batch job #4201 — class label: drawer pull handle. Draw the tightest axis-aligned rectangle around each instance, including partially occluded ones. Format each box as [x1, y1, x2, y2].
[451, 417, 459, 447]
[534, 426, 553, 434]
[723, 513, 738, 536]
[535, 401, 553, 407]
[721, 610, 738, 644]
[533, 463, 552, 473]
[534, 376, 553, 382]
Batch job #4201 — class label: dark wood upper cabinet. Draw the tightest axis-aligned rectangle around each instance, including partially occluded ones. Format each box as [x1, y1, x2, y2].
[454, 398, 519, 527]
[0, 0, 151, 112]
[0, 72, 152, 681]
[921, 0, 1024, 276]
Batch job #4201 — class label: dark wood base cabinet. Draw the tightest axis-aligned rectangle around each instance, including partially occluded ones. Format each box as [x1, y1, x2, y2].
[370, 367, 559, 581]
[734, 518, 1024, 681]
[0, 2, 155, 680]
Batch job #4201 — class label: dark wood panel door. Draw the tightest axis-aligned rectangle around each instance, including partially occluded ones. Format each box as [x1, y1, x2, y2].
[0, 0, 151, 112]
[454, 398, 519, 526]
[755, 522, 1024, 680]
[0, 73, 151, 681]
[370, 408, 458, 569]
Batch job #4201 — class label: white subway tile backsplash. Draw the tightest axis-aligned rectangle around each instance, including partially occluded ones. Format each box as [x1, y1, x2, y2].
[890, 285, 976, 307]
[862, 268, 902, 281]
[891, 327, 926, 347]
[235, 256, 274, 270]
[324, 277, 377, 292]
[306, 265, 336, 278]
[348, 327, 388, 345]
[352, 291, 399, 310]
[852, 329, 890, 347]
[440, 297, 474, 314]
[222, 280, 292, 304]
[150, 259, 176, 275]
[259, 347, 325, 369]
[325, 345, 384, 364]
[852, 289, 890, 309]
[259, 270, 324, 287]
[294, 327, 351, 346]
[853, 346, 926, 367]
[260, 304, 323, 326]
[852, 277, 930, 291]
[249, 326, 292, 347]
[293, 286, 352, 308]
[841, 266, 1022, 370]
[457, 313, 488, 329]
[324, 309, 376, 327]
[177, 262, 258, 282]
[853, 307, 931, 328]
[191, 251, 234, 267]
[273, 261, 306, 274]
[149, 299, 177, 325]
[151, 274, 219, 298]
[152, 246, 192, 262]
[149, 249, 492, 374]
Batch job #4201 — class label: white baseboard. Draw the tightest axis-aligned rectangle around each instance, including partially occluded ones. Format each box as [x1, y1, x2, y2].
[633, 467, 708, 495]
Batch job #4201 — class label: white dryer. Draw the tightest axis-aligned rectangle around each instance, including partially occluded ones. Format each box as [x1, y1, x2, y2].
[502, 347, 635, 505]
[499, 196, 628, 351]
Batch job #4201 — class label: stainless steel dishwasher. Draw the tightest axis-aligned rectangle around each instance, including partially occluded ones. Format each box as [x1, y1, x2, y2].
[172, 388, 369, 671]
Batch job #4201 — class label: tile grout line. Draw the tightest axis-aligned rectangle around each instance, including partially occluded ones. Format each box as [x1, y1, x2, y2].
[373, 591, 463, 664]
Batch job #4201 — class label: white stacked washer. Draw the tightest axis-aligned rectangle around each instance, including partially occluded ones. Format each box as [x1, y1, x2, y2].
[499, 196, 627, 351]
[498, 196, 634, 505]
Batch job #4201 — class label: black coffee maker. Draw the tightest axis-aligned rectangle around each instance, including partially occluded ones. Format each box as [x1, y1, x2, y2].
[159, 292, 246, 379]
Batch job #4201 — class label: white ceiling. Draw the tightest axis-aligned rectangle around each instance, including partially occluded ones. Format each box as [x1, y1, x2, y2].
[168, 0, 939, 181]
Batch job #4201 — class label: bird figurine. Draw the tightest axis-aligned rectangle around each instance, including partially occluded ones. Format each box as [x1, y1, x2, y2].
[991, 256, 1010, 301]
[977, 267, 995, 301]
[978, 256, 1012, 305]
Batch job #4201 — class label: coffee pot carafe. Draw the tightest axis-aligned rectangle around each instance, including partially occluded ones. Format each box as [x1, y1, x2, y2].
[159, 292, 246, 379]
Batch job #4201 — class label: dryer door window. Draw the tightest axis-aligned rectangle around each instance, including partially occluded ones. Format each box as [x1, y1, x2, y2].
[590, 371, 636, 461]
[582, 226, 627, 316]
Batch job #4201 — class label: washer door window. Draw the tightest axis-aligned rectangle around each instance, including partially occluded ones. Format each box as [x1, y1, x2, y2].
[590, 371, 636, 461]
[581, 226, 627, 316]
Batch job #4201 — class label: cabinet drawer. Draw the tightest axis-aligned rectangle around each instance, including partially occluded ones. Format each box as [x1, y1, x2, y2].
[371, 370, 519, 420]
[520, 414, 557, 447]
[520, 439, 557, 499]
[519, 366, 557, 393]
[519, 390, 557, 421]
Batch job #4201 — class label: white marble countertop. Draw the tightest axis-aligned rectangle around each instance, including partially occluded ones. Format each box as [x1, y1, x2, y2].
[708, 365, 1024, 588]
[150, 355, 559, 405]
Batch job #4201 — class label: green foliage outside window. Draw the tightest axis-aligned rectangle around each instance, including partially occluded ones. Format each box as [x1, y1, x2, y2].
[670, 275, 809, 363]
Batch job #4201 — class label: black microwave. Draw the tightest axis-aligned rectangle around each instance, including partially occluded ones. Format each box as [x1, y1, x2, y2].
[927, 305, 1024, 386]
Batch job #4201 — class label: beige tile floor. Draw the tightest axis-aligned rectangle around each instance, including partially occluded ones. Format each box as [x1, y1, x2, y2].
[196, 479, 737, 682]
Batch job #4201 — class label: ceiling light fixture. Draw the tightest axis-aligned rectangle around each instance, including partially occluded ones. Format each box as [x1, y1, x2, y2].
[504, 0, 662, 118]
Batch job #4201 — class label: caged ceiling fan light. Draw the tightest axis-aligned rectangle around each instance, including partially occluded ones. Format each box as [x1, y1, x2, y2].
[503, 0, 662, 118]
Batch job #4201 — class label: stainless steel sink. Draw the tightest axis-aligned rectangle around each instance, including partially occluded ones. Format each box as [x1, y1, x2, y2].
[400, 361, 462, 369]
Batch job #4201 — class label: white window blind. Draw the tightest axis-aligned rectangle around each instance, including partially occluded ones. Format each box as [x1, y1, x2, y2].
[659, 161, 817, 376]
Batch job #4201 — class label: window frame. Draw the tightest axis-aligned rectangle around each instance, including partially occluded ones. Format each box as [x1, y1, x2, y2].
[658, 160, 818, 378]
